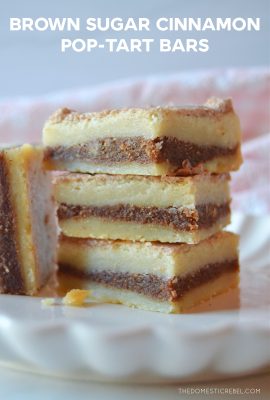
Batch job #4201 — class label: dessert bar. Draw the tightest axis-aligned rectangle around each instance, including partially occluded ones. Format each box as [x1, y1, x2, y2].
[58, 231, 239, 313]
[54, 173, 231, 244]
[0, 145, 57, 294]
[43, 98, 242, 176]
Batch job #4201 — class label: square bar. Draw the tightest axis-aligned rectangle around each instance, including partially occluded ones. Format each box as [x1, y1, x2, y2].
[43, 98, 242, 176]
[58, 232, 239, 313]
[54, 173, 231, 244]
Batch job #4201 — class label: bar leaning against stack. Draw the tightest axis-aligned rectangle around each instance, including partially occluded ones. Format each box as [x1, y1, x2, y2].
[0, 145, 58, 295]
[43, 97, 242, 313]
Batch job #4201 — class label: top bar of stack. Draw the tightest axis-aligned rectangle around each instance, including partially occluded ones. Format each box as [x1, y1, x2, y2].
[43, 98, 242, 176]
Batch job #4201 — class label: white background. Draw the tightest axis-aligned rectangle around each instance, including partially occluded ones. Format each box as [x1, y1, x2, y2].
[0, 0, 269, 98]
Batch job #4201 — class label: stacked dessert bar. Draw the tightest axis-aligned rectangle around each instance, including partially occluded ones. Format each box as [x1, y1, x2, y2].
[43, 98, 242, 313]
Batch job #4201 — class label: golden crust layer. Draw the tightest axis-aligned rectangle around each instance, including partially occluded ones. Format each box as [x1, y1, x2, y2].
[48, 98, 234, 124]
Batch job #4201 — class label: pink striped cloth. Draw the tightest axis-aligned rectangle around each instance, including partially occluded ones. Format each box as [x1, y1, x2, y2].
[0, 68, 269, 215]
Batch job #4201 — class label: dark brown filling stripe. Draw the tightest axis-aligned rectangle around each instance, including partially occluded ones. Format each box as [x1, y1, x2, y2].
[0, 154, 24, 294]
[59, 259, 239, 301]
[45, 136, 238, 167]
[58, 202, 230, 231]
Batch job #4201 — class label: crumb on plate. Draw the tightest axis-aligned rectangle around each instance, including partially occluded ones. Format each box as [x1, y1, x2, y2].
[62, 289, 90, 307]
[41, 298, 56, 306]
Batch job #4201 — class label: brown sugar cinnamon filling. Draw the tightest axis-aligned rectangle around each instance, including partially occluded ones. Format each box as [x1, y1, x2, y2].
[45, 136, 239, 167]
[57, 202, 230, 231]
[59, 259, 239, 301]
[0, 155, 24, 294]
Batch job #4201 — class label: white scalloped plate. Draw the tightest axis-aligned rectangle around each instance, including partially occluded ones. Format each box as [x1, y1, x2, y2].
[0, 213, 269, 383]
